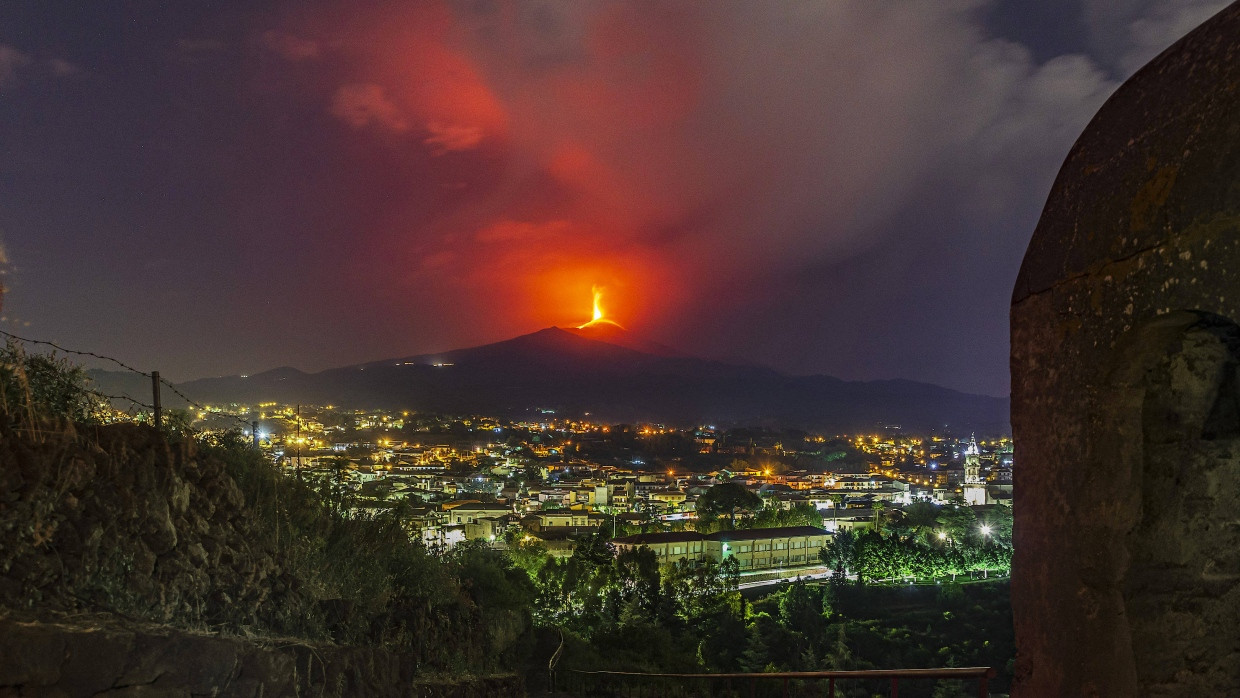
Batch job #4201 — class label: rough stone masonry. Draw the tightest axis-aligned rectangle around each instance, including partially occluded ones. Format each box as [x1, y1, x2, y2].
[1011, 1, 1240, 695]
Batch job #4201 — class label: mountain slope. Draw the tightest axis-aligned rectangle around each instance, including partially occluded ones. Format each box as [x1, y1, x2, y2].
[88, 327, 1009, 432]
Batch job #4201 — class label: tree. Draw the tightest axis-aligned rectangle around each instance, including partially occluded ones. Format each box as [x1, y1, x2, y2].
[823, 625, 854, 671]
[778, 580, 827, 641]
[574, 530, 616, 567]
[828, 493, 848, 531]
[747, 500, 823, 529]
[697, 483, 762, 528]
[978, 506, 1013, 546]
[507, 538, 550, 578]
[936, 503, 977, 543]
[738, 618, 774, 672]
[820, 529, 857, 580]
[872, 500, 887, 533]
[614, 546, 662, 616]
[901, 501, 942, 542]
[787, 503, 825, 528]
[324, 455, 353, 515]
[522, 461, 544, 484]
[663, 557, 741, 633]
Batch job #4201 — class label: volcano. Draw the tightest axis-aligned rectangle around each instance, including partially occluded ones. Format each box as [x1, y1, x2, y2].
[566, 323, 687, 357]
[88, 327, 1009, 432]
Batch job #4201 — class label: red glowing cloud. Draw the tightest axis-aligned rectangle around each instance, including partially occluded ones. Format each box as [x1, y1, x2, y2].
[267, 1, 693, 336]
[267, 1, 717, 337]
[252, 0, 1116, 395]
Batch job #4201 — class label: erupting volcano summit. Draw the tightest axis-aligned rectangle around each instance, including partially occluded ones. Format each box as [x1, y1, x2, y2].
[576, 286, 625, 330]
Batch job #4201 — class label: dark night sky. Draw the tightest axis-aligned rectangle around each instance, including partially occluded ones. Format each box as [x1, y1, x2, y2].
[0, 0, 1229, 396]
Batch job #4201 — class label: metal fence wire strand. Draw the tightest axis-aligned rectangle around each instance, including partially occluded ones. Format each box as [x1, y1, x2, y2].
[157, 376, 255, 432]
[1, 328, 257, 434]
[0, 328, 152, 377]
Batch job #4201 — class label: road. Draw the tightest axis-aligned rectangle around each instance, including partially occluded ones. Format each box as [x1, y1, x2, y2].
[735, 565, 845, 591]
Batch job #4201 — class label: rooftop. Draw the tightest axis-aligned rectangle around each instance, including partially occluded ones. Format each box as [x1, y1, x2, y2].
[611, 531, 704, 545]
[706, 526, 829, 542]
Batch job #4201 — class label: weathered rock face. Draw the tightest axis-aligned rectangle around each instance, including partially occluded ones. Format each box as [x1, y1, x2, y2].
[0, 420, 295, 629]
[1010, 2, 1240, 695]
[0, 613, 523, 698]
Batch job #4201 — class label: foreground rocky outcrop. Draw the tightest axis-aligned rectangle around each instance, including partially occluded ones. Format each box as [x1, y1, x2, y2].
[0, 612, 520, 697]
[0, 419, 293, 629]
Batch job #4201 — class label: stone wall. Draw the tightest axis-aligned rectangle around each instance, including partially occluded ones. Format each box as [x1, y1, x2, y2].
[0, 419, 298, 628]
[1010, 2, 1240, 695]
[0, 612, 521, 698]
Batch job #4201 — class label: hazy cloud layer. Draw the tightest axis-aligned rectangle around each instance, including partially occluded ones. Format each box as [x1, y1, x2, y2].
[331, 83, 410, 132]
[260, 30, 321, 61]
[1083, 0, 1232, 73]
[0, 44, 32, 87]
[0, 42, 81, 87]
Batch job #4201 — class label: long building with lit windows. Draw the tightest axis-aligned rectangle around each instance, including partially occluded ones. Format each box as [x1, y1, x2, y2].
[611, 526, 830, 571]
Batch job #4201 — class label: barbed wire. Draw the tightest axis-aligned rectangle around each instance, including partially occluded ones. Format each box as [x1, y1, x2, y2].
[0, 328, 153, 377]
[3, 328, 258, 435]
[85, 389, 154, 422]
[86, 389, 155, 411]
[158, 377, 256, 432]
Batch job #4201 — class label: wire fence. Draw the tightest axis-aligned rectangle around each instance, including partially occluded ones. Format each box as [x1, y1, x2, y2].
[0, 327, 260, 438]
[88, 389, 155, 413]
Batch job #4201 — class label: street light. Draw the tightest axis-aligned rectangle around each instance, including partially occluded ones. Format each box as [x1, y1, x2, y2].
[979, 524, 992, 536]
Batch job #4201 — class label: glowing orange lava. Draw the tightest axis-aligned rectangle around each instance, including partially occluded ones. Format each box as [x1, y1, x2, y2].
[577, 285, 625, 329]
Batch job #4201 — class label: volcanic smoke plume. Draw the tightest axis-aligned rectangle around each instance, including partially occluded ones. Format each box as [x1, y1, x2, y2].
[249, 0, 1134, 394]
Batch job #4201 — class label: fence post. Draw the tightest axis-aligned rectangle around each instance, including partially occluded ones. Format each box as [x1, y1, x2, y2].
[151, 371, 162, 429]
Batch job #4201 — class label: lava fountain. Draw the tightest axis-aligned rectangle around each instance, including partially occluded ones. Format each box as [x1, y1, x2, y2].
[577, 285, 624, 329]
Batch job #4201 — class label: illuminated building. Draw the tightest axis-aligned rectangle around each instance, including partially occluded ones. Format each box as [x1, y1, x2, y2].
[611, 526, 830, 571]
[963, 434, 987, 506]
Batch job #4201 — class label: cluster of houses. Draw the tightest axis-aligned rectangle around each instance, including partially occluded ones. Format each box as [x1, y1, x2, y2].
[256, 413, 1012, 569]
[314, 462, 1009, 565]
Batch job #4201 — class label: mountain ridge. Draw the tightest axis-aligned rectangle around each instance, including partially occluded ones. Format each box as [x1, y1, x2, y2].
[87, 326, 1010, 432]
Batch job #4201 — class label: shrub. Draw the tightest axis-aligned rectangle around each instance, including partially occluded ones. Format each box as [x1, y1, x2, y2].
[0, 339, 105, 422]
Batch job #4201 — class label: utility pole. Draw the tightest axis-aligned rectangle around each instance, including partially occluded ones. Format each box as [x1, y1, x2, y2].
[252, 420, 259, 449]
[296, 404, 302, 478]
[151, 371, 162, 430]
